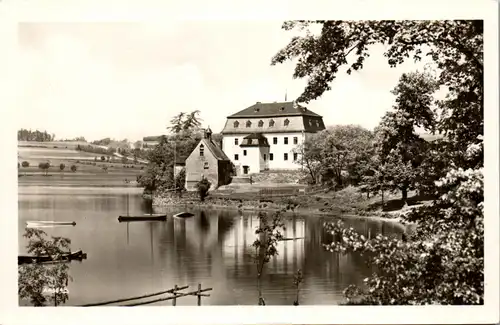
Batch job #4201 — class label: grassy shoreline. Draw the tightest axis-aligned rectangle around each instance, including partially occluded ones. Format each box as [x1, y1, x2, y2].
[152, 185, 432, 223]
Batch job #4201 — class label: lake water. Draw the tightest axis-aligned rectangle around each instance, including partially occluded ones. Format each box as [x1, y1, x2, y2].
[18, 186, 405, 306]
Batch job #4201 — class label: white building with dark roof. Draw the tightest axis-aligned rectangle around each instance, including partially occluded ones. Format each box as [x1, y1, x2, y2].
[221, 101, 326, 175]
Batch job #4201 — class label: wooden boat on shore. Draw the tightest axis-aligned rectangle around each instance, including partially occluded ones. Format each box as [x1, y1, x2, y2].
[18, 250, 87, 265]
[118, 214, 167, 222]
[26, 221, 76, 227]
[173, 212, 195, 219]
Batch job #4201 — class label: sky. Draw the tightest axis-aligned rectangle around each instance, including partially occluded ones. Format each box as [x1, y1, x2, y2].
[17, 21, 435, 142]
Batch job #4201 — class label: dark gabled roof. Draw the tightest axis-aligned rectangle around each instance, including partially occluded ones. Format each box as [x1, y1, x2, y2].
[143, 135, 164, 142]
[201, 138, 230, 161]
[240, 133, 270, 147]
[243, 133, 267, 140]
[228, 101, 322, 118]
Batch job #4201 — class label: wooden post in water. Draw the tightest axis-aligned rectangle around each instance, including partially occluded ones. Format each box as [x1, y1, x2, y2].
[197, 283, 202, 306]
[172, 285, 178, 306]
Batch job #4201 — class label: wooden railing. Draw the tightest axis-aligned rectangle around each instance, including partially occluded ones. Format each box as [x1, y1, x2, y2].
[79, 284, 212, 306]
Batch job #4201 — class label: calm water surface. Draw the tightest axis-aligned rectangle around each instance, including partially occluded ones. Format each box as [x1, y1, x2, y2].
[18, 186, 404, 306]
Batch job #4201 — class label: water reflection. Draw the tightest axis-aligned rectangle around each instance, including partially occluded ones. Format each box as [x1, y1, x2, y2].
[18, 187, 405, 306]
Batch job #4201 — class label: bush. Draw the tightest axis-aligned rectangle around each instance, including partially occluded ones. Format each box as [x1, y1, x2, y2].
[195, 178, 211, 201]
[70, 165, 77, 172]
[22, 161, 29, 168]
[101, 156, 105, 161]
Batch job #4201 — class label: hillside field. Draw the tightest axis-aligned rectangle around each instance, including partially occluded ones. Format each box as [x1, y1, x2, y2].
[18, 144, 145, 187]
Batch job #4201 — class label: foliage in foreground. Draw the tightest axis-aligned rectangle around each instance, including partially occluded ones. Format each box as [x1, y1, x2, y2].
[274, 20, 484, 304]
[325, 168, 483, 305]
[18, 228, 73, 306]
[252, 210, 285, 305]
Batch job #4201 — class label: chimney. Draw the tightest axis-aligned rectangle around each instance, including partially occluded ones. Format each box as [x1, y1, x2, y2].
[204, 127, 212, 140]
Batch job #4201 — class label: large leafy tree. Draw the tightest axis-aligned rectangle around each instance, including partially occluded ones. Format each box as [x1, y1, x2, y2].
[295, 125, 373, 187]
[320, 125, 373, 188]
[273, 20, 484, 304]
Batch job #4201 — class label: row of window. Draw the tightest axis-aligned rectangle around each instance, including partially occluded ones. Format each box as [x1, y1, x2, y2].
[234, 136, 299, 145]
[234, 119, 289, 128]
[234, 152, 298, 161]
[233, 119, 321, 128]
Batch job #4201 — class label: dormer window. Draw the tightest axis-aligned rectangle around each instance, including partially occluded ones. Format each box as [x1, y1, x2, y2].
[269, 119, 275, 127]
[199, 144, 204, 157]
[284, 119, 290, 127]
[246, 120, 252, 128]
[234, 121, 239, 128]
[258, 120, 264, 127]
[280, 107, 285, 111]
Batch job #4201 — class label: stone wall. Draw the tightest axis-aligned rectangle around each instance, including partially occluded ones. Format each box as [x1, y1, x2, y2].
[153, 191, 294, 212]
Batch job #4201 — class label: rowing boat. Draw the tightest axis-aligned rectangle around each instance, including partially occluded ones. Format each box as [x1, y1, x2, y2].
[173, 212, 195, 219]
[18, 250, 87, 265]
[118, 214, 167, 222]
[26, 221, 76, 227]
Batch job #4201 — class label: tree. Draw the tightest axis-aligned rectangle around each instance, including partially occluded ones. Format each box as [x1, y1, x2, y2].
[320, 125, 373, 188]
[182, 110, 202, 131]
[59, 163, 65, 177]
[38, 162, 50, 176]
[70, 165, 77, 172]
[296, 125, 372, 188]
[325, 167, 483, 305]
[18, 228, 72, 306]
[273, 20, 484, 304]
[195, 178, 211, 201]
[292, 133, 323, 184]
[22, 161, 30, 168]
[168, 112, 185, 134]
[252, 210, 285, 305]
[138, 130, 201, 195]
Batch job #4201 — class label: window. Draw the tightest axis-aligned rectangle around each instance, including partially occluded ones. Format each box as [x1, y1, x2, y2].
[234, 121, 239, 128]
[284, 137, 288, 145]
[273, 137, 278, 144]
[293, 153, 298, 161]
[269, 153, 274, 161]
[284, 153, 288, 161]
[309, 120, 313, 126]
[246, 120, 252, 128]
[203, 162, 209, 169]
[234, 154, 239, 161]
[315, 120, 320, 127]
[284, 119, 290, 126]
[263, 154, 267, 161]
[248, 139, 253, 145]
[243, 150, 247, 156]
[258, 120, 264, 127]
[293, 137, 298, 144]
[269, 119, 275, 127]
[234, 138, 239, 145]
[199, 144, 204, 157]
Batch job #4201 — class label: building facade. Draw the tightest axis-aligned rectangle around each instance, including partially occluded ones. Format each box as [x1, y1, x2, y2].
[142, 136, 162, 150]
[185, 128, 233, 191]
[221, 101, 325, 175]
